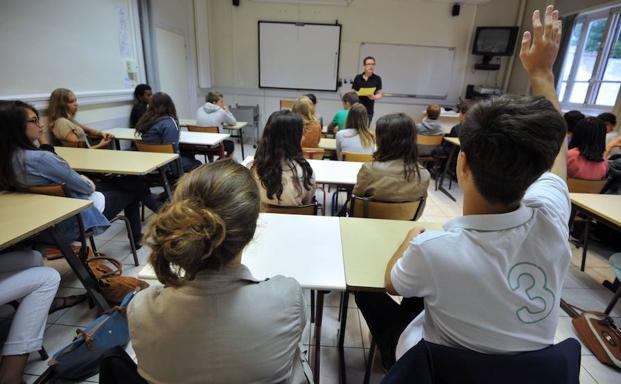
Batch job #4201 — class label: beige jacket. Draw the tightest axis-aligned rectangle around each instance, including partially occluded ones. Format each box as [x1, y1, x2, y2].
[128, 264, 309, 384]
[50, 117, 90, 146]
[251, 161, 316, 206]
[352, 159, 430, 203]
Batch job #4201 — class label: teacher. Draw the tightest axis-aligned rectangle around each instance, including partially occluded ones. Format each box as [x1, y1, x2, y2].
[352, 56, 384, 124]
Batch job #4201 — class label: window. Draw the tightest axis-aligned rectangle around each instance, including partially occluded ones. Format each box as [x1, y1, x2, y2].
[558, 7, 621, 107]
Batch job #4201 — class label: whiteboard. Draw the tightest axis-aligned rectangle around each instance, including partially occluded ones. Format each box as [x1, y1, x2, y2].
[358, 43, 455, 99]
[0, 0, 141, 98]
[259, 21, 341, 91]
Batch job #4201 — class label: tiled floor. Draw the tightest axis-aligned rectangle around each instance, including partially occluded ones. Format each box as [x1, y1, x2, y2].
[3, 145, 621, 383]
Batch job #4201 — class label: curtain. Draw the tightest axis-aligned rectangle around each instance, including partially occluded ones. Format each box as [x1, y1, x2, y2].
[553, 13, 577, 88]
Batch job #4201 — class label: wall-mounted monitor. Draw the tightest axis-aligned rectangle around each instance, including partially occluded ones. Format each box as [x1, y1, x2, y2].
[472, 26, 519, 70]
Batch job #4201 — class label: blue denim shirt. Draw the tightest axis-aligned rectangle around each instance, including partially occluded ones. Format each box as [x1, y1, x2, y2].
[140, 116, 180, 151]
[12, 149, 110, 242]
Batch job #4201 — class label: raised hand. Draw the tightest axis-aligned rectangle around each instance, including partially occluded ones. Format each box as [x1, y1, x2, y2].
[519, 5, 562, 78]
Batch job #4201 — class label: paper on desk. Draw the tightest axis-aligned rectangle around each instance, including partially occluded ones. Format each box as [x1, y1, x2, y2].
[357, 87, 376, 97]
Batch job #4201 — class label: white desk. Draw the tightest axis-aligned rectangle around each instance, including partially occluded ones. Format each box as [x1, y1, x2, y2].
[178, 118, 197, 126]
[242, 157, 362, 185]
[139, 213, 345, 290]
[107, 127, 229, 146]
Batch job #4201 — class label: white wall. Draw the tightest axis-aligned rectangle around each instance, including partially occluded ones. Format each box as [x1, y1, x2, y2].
[201, 0, 524, 137]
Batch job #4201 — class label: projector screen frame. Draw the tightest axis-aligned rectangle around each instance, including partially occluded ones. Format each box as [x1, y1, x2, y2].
[258, 20, 342, 92]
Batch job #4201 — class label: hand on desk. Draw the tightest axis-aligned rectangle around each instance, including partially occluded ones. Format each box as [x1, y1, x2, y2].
[405, 227, 426, 243]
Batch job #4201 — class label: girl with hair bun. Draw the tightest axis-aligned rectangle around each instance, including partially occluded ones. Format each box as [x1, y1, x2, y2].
[127, 160, 309, 383]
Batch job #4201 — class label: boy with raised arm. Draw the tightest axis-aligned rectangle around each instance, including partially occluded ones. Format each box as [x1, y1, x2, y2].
[356, 5, 570, 369]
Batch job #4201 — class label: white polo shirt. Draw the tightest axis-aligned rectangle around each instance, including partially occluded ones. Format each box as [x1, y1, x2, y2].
[392, 172, 571, 358]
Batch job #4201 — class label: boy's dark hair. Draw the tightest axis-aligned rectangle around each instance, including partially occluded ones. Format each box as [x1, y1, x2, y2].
[342, 91, 359, 106]
[363, 56, 375, 65]
[563, 110, 585, 134]
[426, 104, 441, 120]
[456, 98, 471, 114]
[133, 84, 151, 102]
[569, 117, 606, 162]
[459, 95, 566, 205]
[304, 94, 317, 105]
[597, 112, 617, 126]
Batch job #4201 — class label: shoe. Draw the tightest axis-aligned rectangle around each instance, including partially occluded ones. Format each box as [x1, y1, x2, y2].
[49, 294, 88, 313]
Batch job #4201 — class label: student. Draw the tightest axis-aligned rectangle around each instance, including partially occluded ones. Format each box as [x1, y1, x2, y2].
[352, 113, 430, 208]
[328, 91, 359, 133]
[195, 91, 236, 157]
[1, 100, 144, 247]
[135, 92, 201, 173]
[304, 93, 323, 127]
[127, 160, 308, 383]
[0, 249, 60, 384]
[599, 112, 619, 157]
[129, 84, 152, 128]
[432, 99, 471, 159]
[356, 5, 570, 370]
[47, 88, 114, 148]
[563, 110, 585, 137]
[251, 110, 315, 207]
[292, 96, 321, 148]
[336, 103, 375, 159]
[416, 104, 444, 156]
[568, 117, 608, 180]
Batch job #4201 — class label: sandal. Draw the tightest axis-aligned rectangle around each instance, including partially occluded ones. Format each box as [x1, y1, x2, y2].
[49, 294, 88, 313]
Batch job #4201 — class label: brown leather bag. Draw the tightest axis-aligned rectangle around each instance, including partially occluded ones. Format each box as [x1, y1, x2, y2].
[85, 251, 149, 305]
[562, 300, 621, 368]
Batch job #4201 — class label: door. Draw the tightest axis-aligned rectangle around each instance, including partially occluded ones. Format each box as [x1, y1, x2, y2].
[155, 27, 191, 118]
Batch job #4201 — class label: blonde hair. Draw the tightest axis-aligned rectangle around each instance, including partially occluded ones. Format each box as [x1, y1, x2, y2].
[345, 103, 374, 148]
[145, 160, 260, 287]
[292, 96, 319, 130]
[47, 88, 76, 128]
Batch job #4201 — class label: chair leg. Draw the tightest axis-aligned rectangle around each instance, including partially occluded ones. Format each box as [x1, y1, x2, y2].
[141, 202, 145, 222]
[88, 235, 98, 254]
[110, 216, 139, 266]
[364, 338, 377, 384]
[580, 220, 591, 272]
[605, 285, 621, 314]
[38, 346, 49, 360]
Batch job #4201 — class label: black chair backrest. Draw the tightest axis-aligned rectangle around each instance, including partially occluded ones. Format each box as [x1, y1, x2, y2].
[381, 338, 581, 384]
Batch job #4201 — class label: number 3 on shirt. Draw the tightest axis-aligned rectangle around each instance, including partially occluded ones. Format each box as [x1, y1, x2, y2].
[507, 262, 555, 324]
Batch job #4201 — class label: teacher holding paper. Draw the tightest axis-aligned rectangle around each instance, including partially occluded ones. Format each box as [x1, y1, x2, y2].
[352, 56, 384, 124]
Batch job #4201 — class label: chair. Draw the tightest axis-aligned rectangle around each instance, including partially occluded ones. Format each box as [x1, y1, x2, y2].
[302, 147, 325, 160]
[417, 134, 444, 169]
[60, 140, 86, 148]
[25, 184, 139, 266]
[135, 141, 182, 176]
[186, 125, 226, 162]
[262, 201, 319, 215]
[280, 99, 295, 110]
[567, 177, 608, 193]
[349, 195, 426, 221]
[341, 152, 373, 162]
[379, 338, 581, 384]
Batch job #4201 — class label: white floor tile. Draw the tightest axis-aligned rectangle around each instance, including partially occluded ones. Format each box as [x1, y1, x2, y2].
[581, 355, 621, 383]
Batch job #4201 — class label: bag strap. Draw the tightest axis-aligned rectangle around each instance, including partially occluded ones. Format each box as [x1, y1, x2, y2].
[560, 299, 582, 318]
[86, 256, 123, 278]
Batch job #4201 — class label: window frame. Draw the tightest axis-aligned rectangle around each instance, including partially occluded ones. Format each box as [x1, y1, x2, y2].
[558, 6, 621, 109]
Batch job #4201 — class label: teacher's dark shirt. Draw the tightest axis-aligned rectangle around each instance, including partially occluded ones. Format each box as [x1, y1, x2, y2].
[352, 73, 382, 115]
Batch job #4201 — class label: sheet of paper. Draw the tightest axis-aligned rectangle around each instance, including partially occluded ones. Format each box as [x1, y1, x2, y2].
[357, 87, 376, 97]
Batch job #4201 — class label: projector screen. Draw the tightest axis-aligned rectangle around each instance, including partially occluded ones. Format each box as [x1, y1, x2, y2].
[258, 21, 341, 92]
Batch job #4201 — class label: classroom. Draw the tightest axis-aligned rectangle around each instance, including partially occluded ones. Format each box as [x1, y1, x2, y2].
[1, 0, 621, 383]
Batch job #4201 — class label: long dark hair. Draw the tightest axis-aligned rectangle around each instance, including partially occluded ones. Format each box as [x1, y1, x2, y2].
[135, 92, 178, 135]
[252, 110, 313, 201]
[569, 117, 606, 162]
[0, 101, 39, 191]
[374, 113, 421, 181]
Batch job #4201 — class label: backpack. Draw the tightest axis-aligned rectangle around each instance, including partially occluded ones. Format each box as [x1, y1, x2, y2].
[34, 291, 138, 383]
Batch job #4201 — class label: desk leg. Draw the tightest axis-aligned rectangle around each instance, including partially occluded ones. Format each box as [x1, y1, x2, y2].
[159, 168, 173, 199]
[580, 220, 590, 272]
[312, 290, 326, 384]
[114, 138, 120, 151]
[49, 225, 109, 311]
[437, 146, 457, 202]
[337, 291, 349, 348]
[240, 128, 245, 159]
